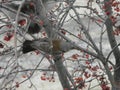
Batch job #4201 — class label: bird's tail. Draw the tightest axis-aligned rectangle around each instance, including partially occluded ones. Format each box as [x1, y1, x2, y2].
[22, 40, 36, 54]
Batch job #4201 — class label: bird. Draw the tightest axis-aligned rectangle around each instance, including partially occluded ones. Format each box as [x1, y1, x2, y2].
[4, 1, 36, 15]
[27, 22, 42, 34]
[22, 38, 51, 54]
[22, 40, 36, 54]
[22, 38, 75, 54]
[20, 1, 35, 15]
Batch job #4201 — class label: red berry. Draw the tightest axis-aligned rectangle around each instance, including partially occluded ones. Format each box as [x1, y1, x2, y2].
[34, 50, 40, 55]
[78, 34, 82, 38]
[15, 82, 19, 88]
[61, 30, 66, 35]
[86, 54, 89, 59]
[64, 88, 69, 90]
[41, 76, 46, 81]
[105, 11, 110, 15]
[71, 54, 78, 60]
[39, 20, 44, 26]
[18, 19, 26, 26]
[86, 61, 90, 65]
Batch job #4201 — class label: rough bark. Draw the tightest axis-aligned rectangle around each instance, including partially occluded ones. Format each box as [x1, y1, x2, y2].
[53, 54, 72, 90]
[104, 0, 120, 89]
[105, 18, 120, 90]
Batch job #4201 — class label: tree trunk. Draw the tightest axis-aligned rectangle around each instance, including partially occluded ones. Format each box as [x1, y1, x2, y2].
[53, 53, 72, 90]
[35, 0, 72, 89]
[104, 0, 120, 89]
[114, 64, 120, 90]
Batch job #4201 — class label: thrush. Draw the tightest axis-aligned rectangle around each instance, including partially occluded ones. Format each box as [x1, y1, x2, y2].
[22, 38, 75, 54]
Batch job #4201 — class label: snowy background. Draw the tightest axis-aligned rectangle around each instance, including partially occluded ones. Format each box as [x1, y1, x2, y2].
[0, 0, 120, 90]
